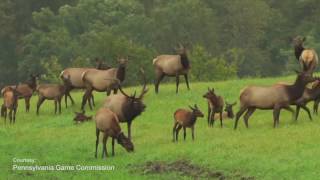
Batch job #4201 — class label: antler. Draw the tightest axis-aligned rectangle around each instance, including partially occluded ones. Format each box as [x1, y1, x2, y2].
[139, 68, 148, 99]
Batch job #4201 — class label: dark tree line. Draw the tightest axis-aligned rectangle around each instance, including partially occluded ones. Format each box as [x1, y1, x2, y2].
[0, 0, 319, 86]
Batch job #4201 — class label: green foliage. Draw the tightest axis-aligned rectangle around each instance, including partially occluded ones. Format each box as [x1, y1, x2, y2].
[41, 56, 63, 83]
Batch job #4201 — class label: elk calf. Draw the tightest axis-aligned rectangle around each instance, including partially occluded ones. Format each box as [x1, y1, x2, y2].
[213, 102, 236, 120]
[172, 104, 204, 142]
[203, 88, 224, 127]
[36, 84, 66, 115]
[95, 107, 134, 158]
[1, 86, 19, 124]
[73, 110, 92, 123]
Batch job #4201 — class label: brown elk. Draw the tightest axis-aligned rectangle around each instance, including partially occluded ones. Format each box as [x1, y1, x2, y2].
[73, 110, 92, 123]
[36, 76, 71, 115]
[81, 58, 127, 110]
[153, 44, 191, 94]
[95, 107, 134, 158]
[1, 74, 39, 112]
[293, 36, 319, 74]
[103, 69, 147, 140]
[234, 71, 316, 129]
[213, 102, 237, 120]
[60, 59, 111, 108]
[203, 88, 224, 127]
[1, 85, 19, 124]
[172, 104, 204, 142]
[294, 80, 320, 120]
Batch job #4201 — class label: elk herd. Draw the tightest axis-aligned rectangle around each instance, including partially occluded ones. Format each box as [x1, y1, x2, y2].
[1, 36, 319, 158]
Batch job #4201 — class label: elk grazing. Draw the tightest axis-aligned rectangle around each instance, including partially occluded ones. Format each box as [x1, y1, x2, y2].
[1, 74, 39, 112]
[95, 107, 134, 158]
[153, 43, 191, 94]
[73, 110, 92, 123]
[293, 36, 319, 74]
[1, 85, 19, 124]
[103, 69, 147, 140]
[213, 102, 237, 120]
[81, 58, 127, 110]
[203, 88, 224, 127]
[60, 58, 111, 108]
[234, 71, 316, 129]
[36, 76, 71, 115]
[294, 80, 320, 120]
[172, 104, 204, 142]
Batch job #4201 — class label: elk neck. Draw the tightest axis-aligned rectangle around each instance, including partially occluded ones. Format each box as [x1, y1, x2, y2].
[180, 53, 190, 69]
[294, 44, 305, 60]
[227, 110, 234, 119]
[116, 65, 126, 82]
[286, 76, 309, 101]
[190, 112, 197, 125]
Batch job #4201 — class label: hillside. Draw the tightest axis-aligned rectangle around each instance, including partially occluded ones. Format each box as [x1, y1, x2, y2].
[1, 75, 320, 179]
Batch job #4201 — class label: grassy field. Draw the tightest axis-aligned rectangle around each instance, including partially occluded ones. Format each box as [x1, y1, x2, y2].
[1, 75, 320, 179]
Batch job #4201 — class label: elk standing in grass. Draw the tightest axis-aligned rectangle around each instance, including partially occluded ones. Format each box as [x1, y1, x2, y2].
[81, 58, 127, 110]
[1, 86, 19, 124]
[172, 104, 204, 142]
[36, 76, 71, 115]
[153, 44, 190, 94]
[95, 107, 134, 158]
[103, 69, 147, 140]
[213, 102, 236, 120]
[203, 88, 224, 127]
[1, 74, 39, 112]
[60, 59, 111, 108]
[234, 71, 316, 129]
[293, 36, 319, 74]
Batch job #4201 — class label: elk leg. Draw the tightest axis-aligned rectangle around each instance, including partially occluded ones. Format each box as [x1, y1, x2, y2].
[207, 104, 211, 126]
[210, 109, 215, 127]
[155, 73, 165, 94]
[112, 137, 115, 156]
[300, 105, 312, 121]
[9, 109, 12, 124]
[102, 135, 108, 158]
[295, 106, 301, 121]
[243, 108, 256, 128]
[95, 128, 100, 158]
[36, 96, 45, 115]
[313, 98, 320, 114]
[13, 107, 17, 124]
[106, 89, 111, 96]
[175, 125, 182, 142]
[25, 97, 30, 112]
[234, 106, 248, 130]
[273, 107, 281, 128]
[183, 127, 186, 141]
[172, 122, 178, 142]
[54, 100, 57, 114]
[219, 111, 223, 128]
[81, 88, 92, 110]
[127, 121, 132, 140]
[175, 74, 180, 94]
[58, 98, 62, 114]
[3, 106, 7, 122]
[191, 126, 195, 140]
[91, 93, 95, 107]
[113, 88, 118, 94]
[282, 106, 295, 122]
[184, 74, 190, 90]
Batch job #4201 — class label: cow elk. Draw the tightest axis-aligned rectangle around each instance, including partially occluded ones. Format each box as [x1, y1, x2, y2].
[60, 58, 111, 108]
[203, 88, 224, 127]
[81, 58, 128, 110]
[103, 68, 147, 140]
[95, 107, 134, 158]
[172, 104, 204, 142]
[234, 71, 316, 129]
[1, 74, 39, 112]
[1, 85, 19, 124]
[213, 102, 237, 120]
[153, 43, 191, 94]
[293, 36, 319, 74]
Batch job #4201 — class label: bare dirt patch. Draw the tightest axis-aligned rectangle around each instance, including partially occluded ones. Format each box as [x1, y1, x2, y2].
[130, 160, 254, 180]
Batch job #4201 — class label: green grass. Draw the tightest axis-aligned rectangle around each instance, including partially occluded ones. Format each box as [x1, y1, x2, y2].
[1, 75, 320, 179]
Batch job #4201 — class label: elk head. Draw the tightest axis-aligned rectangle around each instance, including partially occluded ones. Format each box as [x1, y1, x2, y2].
[224, 102, 237, 119]
[203, 87, 216, 99]
[292, 36, 306, 47]
[73, 110, 92, 123]
[27, 73, 40, 90]
[117, 132, 134, 152]
[189, 104, 204, 118]
[118, 68, 148, 120]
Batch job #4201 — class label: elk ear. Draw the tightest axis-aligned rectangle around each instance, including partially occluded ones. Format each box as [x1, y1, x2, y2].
[232, 102, 237, 106]
[194, 104, 198, 109]
[189, 105, 194, 111]
[211, 88, 215, 92]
